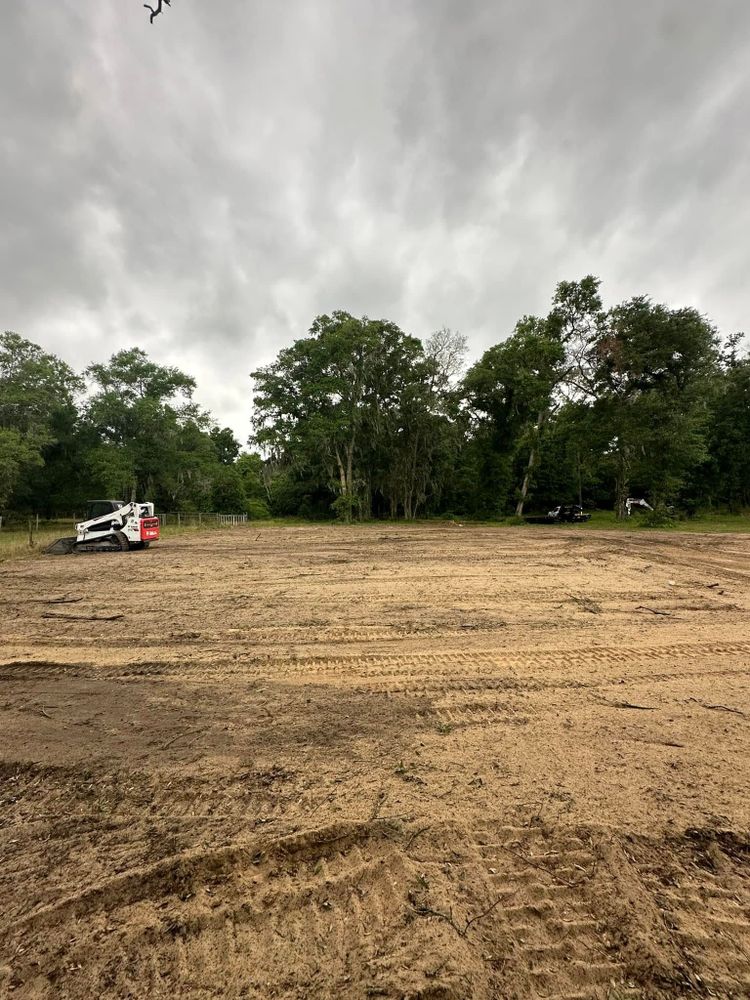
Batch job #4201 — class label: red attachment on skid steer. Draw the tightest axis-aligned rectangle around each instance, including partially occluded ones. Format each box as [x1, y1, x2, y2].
[140, 517, 160, 542]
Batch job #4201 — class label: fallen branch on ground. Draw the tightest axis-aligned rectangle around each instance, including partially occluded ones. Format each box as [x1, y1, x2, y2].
[635, 606, 679, 617]
[603, 700, 656, 711]
[41, 612, 125, 622]
[410, 903, 465, 937]
[462, 889, 519, 934]
[411, 846, 591, 941]
[161, 728, 207, 749]
[497, 844, 580, 887]
[631, 736, 685, 748]
[403, 825, 431, 851]
[26, 597, 85, 605]
[411, 886, 520, 940]
[687, 698, 745, 717]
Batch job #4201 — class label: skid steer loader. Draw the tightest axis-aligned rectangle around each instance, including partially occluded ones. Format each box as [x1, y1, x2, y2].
[45, 500, 160, 554]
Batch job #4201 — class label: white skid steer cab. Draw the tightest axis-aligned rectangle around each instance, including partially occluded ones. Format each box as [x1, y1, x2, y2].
[45, 500, 161, 555]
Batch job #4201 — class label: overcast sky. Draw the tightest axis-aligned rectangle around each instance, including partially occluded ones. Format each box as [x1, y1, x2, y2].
[2, 2, 749, 441]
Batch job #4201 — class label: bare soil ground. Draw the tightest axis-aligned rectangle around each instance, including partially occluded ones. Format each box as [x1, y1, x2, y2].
[1, 524, 749, 1000]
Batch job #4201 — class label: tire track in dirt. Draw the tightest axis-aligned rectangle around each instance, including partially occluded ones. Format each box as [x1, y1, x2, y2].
[597, 537, 750, 584]
[358, 664, 750, 697]
[473, 821, 639, 999]
[629, 831, 750, 999]
[469, 821, 750, 999]
[0, 820, 397, 941]
[8, 814, 748, 999]
[0, 820, 491, 999]
[4, 637, 749, 685]
[3, 526, 749, 998]
[255, 639, 750, 676]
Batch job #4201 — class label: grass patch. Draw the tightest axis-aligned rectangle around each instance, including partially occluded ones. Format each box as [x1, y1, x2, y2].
[1, 509, 748, 564]
[579, 510, 750, 533]
[0, 517, 295, 563]
[0, 522, 73, 562]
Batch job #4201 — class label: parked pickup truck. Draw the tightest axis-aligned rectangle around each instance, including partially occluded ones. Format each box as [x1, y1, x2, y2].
[525, 504, 591, 525]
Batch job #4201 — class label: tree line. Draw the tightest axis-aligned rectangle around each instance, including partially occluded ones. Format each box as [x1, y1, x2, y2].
[2, 276, 749, 523]
[0, 339, 261, 520]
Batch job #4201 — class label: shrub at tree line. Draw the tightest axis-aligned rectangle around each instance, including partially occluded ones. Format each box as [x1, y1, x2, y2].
[2, 277, 748, 523]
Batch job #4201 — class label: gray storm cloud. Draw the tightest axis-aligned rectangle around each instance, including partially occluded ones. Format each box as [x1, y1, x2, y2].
[2, 0, 749, 439]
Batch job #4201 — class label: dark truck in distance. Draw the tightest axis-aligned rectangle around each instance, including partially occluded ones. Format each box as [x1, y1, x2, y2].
[525, 504, 591, 525]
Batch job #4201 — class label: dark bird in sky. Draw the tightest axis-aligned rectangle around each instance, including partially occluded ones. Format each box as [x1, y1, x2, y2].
[144, 0, 171, 24]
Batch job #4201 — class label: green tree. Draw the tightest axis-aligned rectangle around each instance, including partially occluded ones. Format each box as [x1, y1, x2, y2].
[588, 299, 719, 515]
[700, 338, 750, 510]
[550, 276, 606, 401]
[210, 426, 241, 465]
[374, 332, 466, 519]
[463, 316, 565, 515]
[0, 430, 43, 511]
[85, 347, 211, 505]
[252, 312, 427, 521]
[236, 452, 268, 500]
[211, 466, 247, 513]
[0, 332, 83, 510]
[160, 419, 221, 511]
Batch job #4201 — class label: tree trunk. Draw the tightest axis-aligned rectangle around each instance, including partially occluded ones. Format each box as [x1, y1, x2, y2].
[261, 465, 273, 502]
[334, 449, 347, 494]
[615, 445, 631, 519]
[334, 448, 350, 522]
[515, 410, 545, 517]
[576, 447, 583, 508]
[362, 474, 372, 521]
[346, 435, 355, 488]
[515, 452, 535, 517]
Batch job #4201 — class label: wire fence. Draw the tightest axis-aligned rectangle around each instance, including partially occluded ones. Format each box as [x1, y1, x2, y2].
[158, 512, 248, 527]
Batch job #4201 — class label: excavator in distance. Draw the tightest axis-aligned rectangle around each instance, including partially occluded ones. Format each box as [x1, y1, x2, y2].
[44, 500, 160, 554]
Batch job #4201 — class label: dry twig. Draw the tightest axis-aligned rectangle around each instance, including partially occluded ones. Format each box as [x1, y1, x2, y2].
[404, 825, 431, 852]
[631, 736, 685, 748]
[162, 727, 206, 749]
[635, 606, 678, 617]
[410, 903, 465, 937]
[603, 699, 656, 711]
[25, 596, 84, 605]
[369, 789, 387, 821]
[462, 890, 518, 934]
[497, 844, 580, 887]
[144, 0, 171, 23]
[41, 612, 124, 622]
[411, 885, 520, 939]
[687, 698, 745, 717]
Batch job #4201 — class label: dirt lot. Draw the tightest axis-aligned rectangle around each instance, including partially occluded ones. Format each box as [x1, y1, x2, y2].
[1, 524, 749, 1000]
